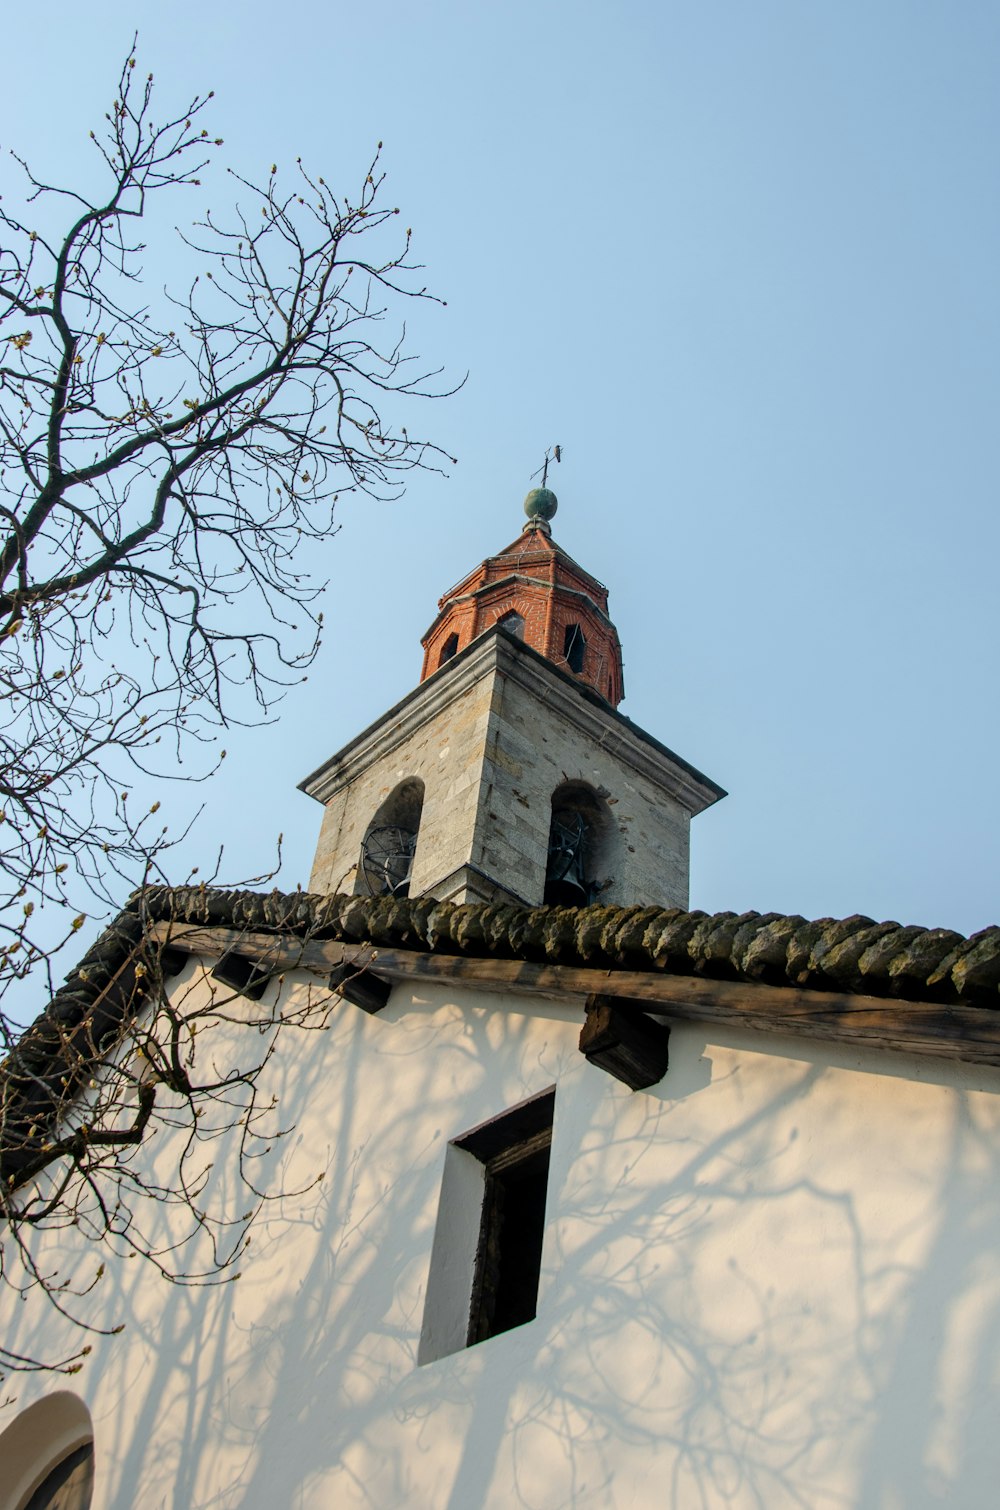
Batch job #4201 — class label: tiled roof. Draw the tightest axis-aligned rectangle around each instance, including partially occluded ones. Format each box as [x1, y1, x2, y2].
[4, 886, 999, 1189]
[48, 886, 1000, 1021]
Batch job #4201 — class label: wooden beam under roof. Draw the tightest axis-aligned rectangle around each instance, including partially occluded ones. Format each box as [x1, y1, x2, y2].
[146, 921, 1000, 1068]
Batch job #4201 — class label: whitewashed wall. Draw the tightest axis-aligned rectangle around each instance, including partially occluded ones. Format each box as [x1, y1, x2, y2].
[5, 959, 1000, 1509]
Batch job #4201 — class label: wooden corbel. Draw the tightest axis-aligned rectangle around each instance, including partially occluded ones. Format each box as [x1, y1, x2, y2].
[329, 960, 392, 1015]
[211, 950, 272, 1002]
[579, 994, 671, 1091]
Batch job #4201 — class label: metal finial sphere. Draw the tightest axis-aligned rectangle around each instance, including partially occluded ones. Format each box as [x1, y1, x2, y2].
[524, 486, 558, 523]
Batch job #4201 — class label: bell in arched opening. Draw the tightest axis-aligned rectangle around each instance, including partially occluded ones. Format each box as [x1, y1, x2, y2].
[545, 809, 591, 906]
[544, 783, 615, 907]
[357, 778, 425, 899]
[361, 826, 418, 898]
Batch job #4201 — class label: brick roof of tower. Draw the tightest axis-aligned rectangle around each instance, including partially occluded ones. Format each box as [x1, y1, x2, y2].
[420, 518, 626, 705]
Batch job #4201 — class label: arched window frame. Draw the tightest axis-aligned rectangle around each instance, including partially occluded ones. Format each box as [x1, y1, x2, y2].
[544, 781, 617, 906]
[496, 609, 525, 640]
[357, 778, 425, 899]
[563, 622, 586, 675]
[0, 1393, 95, 1510]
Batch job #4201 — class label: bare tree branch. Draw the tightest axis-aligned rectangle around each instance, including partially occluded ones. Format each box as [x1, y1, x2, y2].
[0, 42, 455, 1016]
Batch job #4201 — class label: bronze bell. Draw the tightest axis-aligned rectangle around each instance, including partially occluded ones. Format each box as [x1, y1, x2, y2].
[545, 812, 590, 906]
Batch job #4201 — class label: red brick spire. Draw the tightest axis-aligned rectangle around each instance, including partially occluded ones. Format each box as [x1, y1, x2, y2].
[419, 493, 625, 706]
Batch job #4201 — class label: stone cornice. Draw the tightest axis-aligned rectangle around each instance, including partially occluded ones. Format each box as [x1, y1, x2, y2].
[299, 628, 724, 815]
[299, 630, 510, 805]
[490, 633, 723, 815]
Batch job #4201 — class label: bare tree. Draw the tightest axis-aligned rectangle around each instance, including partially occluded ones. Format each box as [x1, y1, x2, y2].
[0, 886, 351, 1383]
[0, 46, 453, 1026]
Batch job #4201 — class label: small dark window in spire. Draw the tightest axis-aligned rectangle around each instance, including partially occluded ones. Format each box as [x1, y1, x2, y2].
[439, 632, 459, 667]
[497, 610, 525, 640]
[563, 623, 586, 674]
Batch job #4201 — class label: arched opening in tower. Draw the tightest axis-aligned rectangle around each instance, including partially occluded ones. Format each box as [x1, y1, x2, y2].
[563, 623, 586, 674]
[497, 610, 525, 639]
[438, 632, 459, 668]
[358, 778, 425, 899]
[544, 781, 615, 906]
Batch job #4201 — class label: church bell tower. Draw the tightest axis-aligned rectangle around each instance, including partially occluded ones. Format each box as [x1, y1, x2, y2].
[300, 488, 724, 909]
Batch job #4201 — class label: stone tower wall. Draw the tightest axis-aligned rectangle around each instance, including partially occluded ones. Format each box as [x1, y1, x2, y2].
[303, 632, 722, 908]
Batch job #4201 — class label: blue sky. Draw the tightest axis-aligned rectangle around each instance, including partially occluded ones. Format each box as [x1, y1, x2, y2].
[4, 1, 999, 979]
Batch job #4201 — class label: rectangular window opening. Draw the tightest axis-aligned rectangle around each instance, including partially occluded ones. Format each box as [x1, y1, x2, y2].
[456, 1088, 554, 1346]
[419, 1087, 555, 1364]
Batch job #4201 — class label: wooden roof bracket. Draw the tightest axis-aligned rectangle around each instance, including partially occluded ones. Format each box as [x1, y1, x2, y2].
[211, 950, 273, 1003]
[579, 994, 671, 1091]
[329, 960, 392, 1015]
[143, 923, 1000, 1069]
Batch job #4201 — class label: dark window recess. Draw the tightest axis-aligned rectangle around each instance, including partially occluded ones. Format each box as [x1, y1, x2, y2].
[456, 1088, 554, 1345]
[563, 622, 586, 674]
[358, 777, 424, 899]
[545, 809, 592, 906]
[497, 610, 525, 639]
[361, 825, 417, 898]
[23, 1441, 95, 1510]
[439, 632, 459, 667]
[545, 781, 613, 906]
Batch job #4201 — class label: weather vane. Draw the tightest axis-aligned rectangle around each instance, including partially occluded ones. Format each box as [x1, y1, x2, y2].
[531, 445, 562, 489]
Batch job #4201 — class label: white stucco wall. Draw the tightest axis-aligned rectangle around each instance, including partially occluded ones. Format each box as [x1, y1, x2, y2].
[5, 959, 1000, 1509]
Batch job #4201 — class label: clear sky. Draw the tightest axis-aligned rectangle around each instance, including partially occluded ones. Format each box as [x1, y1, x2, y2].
[4, 1, 999, 991]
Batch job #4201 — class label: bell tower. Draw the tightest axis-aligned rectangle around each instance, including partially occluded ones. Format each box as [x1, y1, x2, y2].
[300, 489, 724, 908]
